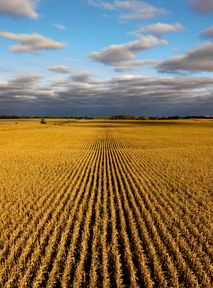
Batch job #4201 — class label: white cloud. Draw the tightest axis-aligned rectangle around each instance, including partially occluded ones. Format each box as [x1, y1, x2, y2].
[14, 95, 37, 100]
[0, 0, 39, 19]
[190, 0, 213, 13]
[52, 24, 67, 31]
[48, 66, 72, 74]
[135, 23, 183, 36]
[89, 35, 167, 71]
[88, 0, 166, 21]
[158, 43, 213, 72]
[0, 31, 66, 53]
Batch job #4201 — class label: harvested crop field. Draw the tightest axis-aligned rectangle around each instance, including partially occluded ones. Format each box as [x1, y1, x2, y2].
[0, 120, 212, 288]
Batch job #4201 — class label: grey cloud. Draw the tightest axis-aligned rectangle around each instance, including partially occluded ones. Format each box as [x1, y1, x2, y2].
[51, 72, 94, 87]
[48, 66, 72, 74]
[0, 31, 66, 53]
[200, 26, 213, 39]
[158, 43, 213, 73]
[89, 36, 167, 71]
[0, 73, 52, 105]
[8, 73, 42, 88]
[135, 23, 183, 36]
[71, 72, 93, 83]
[1, 73, 212, 116]
[0, 0, 38, 19]
[88, 0, 166, 21]
[190, 0, 213, 13]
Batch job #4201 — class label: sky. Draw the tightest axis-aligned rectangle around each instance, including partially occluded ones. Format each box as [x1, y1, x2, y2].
[0, 0, 213, 116]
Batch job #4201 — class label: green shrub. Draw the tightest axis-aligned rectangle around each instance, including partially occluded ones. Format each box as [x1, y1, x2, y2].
[40, 118, 47, 124]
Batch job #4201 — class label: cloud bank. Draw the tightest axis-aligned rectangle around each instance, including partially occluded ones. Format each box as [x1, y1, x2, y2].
[0, 73, 212, 116]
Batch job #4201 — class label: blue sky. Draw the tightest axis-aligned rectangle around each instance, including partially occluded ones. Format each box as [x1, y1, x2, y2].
[0, 0, 213, 116]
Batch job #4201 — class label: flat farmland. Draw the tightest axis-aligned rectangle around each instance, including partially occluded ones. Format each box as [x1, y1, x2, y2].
[0, 120, 212, 288]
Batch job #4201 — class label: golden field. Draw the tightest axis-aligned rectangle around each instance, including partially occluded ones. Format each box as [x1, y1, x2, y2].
[0, 119, 212, 288]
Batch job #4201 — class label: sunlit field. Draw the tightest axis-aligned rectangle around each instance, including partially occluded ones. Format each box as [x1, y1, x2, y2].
[0, 120, 212, 287]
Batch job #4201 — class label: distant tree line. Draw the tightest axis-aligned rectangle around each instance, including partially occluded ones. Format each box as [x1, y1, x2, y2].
[110, 115, 150, 120]
[109, 115, 213, 120]
[0, 115, 212, 120]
